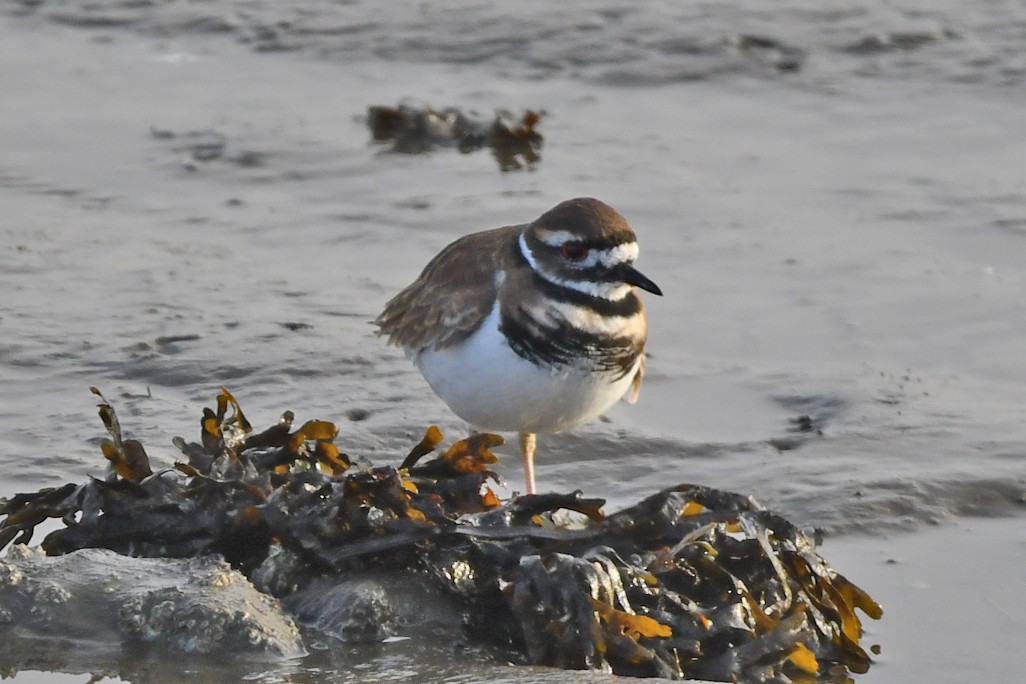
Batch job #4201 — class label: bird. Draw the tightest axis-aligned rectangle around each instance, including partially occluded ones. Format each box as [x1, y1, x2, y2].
[376, 197, 662, 494]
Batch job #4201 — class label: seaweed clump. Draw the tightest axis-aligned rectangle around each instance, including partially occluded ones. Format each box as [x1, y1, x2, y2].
[367, 103, 542, 171]
[0, 388, 882, 682]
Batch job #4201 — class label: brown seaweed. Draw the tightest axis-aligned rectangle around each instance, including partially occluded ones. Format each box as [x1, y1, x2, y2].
[367, 103, 543, 171]
[92, 387, 154, 482]
[0, 389, 881, 681]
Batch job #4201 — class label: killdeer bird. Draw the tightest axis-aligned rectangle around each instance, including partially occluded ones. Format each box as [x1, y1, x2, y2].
[376, 197, 661, 494]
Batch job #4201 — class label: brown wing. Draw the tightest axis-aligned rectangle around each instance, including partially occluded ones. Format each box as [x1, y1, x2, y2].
[375, 225, 520, 352]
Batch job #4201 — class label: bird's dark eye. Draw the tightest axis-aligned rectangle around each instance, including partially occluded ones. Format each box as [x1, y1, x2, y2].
[561, 242, 588, 261]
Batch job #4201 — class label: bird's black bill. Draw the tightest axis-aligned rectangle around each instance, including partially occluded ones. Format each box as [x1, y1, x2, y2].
[621, 264, 663, 296]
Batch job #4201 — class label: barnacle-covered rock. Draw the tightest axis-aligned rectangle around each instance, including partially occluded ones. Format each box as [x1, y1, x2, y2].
[0, 545, 304, 658]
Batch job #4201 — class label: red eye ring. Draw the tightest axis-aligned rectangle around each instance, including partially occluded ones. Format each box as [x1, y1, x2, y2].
[561, 242, 588, 261]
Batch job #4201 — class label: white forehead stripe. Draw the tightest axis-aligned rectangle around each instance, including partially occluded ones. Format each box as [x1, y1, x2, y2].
[569, 242, 639, 270]
[598, 241, 638, 267]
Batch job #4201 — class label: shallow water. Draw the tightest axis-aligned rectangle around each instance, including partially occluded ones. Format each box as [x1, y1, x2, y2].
[2, 0, 1026, 681]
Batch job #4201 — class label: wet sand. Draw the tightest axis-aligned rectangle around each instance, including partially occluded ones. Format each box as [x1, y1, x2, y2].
[825, 517, 1026, 684]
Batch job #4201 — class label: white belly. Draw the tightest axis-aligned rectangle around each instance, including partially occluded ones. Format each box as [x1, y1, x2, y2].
[413, 307, 637, 434]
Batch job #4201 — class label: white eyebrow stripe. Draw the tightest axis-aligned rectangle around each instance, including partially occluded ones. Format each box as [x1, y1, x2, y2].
[536, 230, 576, 247]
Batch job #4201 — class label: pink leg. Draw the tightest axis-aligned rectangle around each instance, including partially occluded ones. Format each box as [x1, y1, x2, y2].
[519, 432, 537, 495]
